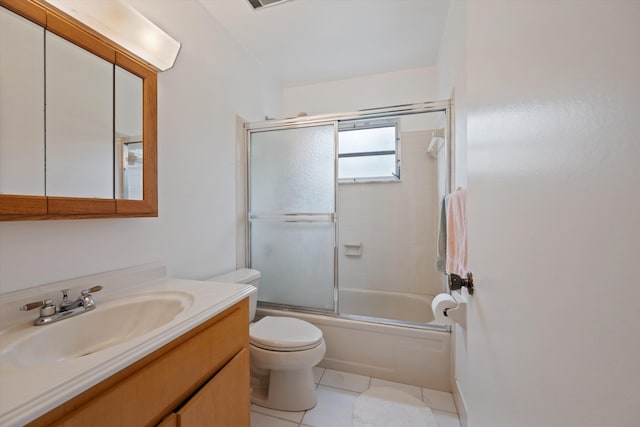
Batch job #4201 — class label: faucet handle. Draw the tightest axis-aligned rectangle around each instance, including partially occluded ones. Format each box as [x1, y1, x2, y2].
[40, 299, 56, 316]
[20, 300, 45, 311]
[80, 285, 103, 296]
[20, 298, 56, 313]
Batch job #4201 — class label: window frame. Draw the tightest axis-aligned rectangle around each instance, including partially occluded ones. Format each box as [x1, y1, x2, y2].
[337, 117, 401, 184]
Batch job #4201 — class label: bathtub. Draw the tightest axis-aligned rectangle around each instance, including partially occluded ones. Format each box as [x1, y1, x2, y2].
[256, 303, 452, 392]
[338, 287, 437, 324]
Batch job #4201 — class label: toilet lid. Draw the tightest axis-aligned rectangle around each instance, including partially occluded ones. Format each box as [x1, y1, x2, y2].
[250, 316, 323, 351]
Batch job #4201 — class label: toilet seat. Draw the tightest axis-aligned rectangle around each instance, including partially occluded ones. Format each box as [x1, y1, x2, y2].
[250, 316, 323, 352]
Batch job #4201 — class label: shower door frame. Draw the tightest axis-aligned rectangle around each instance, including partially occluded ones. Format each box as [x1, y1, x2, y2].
[245, 99, 454, 325]
[246, 121, 340, 314]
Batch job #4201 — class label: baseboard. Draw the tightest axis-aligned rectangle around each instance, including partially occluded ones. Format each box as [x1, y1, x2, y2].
[453, 378, 468, 427]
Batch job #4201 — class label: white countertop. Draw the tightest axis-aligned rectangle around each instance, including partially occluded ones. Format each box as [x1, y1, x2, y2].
[0, 275, 255, 427]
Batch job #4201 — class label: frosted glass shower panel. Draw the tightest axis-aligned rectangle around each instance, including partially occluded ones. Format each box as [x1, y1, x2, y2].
[250, 125, 335, 213]
[251, 220, 335, 311]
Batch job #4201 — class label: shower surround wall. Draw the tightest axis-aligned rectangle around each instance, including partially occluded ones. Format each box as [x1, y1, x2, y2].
[338, 130, 442, 298]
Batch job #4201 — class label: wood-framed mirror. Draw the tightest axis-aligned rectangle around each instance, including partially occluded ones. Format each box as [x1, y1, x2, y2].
[0, 0, 157, 220]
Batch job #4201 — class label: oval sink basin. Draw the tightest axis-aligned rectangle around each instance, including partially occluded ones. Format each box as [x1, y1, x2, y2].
[0, 291, 194, 368]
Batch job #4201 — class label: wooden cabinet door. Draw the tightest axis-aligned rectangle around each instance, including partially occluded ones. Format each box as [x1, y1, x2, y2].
[177, 348, 250, 427]
[156, 413, 177, 427]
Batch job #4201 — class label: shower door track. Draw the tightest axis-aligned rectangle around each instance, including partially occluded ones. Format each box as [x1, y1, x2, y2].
[257, 301, 449, 332]
[249, 212, 336, 223]
[245, 100, 452, 131]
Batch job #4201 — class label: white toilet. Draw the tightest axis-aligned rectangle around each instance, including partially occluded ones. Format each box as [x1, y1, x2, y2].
[210, 268, 326, 411]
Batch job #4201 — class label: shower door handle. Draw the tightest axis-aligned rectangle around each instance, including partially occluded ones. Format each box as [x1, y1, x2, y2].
[249, 212, 336, 223]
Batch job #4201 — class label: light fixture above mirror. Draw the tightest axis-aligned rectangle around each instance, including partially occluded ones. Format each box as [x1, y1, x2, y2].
[43, 0, 180, 71]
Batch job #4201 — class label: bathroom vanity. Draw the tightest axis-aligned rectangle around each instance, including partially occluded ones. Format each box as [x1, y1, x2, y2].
[29, 301, 249, 427]
[0, 265, 255, 426]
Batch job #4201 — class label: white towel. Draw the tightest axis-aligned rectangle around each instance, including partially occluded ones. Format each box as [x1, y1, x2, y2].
[436, 195, 448, 273]
[446, 188, 468, 277]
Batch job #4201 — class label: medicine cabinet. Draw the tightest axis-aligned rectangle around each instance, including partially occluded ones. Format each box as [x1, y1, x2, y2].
[0, 0, 157, 220]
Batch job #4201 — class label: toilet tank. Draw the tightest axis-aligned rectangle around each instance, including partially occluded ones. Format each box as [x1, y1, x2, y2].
[209, 268, 260, 321]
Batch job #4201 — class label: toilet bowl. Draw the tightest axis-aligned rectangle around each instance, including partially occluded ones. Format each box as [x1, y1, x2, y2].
[210, 269, 326, 411]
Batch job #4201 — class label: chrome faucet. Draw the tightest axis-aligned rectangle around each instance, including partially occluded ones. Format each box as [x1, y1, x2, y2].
[20, 285, 103, 326]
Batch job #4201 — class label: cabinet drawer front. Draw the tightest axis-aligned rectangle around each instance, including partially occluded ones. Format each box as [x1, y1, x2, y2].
[178, 348, 250, 427]
[54, 302, 248, 427]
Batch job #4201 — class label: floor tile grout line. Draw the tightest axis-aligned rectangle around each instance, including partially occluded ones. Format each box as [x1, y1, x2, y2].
[315, 382, 367, 394]
[433, 408, 459, 415]
[251, 408, 305, 425]
[300, 406, 309, 426]
[432, 407, 459, 414]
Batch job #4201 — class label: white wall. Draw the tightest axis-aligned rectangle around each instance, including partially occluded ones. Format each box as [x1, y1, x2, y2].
[439, 1, 640, 426]
[338, 129, 442, 297]
[436, 1, 470, 423]
[283, 66, 439, 117]
[0, 0, 282, 294]
[436, 0, 467, 190]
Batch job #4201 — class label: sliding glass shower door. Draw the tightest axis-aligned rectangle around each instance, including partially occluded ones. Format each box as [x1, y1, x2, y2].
[248, 124, 337, 312]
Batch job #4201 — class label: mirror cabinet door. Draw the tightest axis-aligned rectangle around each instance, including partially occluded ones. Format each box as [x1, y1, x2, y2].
[115, 66, 143, 200]
[45, 31, 114, 199]
[0, 7, 44, 196]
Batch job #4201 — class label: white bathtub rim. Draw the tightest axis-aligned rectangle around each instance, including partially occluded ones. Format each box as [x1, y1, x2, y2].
[338, 287, 435, 301]
[256, 307, 450, 338]
[337, 287, 440, 326]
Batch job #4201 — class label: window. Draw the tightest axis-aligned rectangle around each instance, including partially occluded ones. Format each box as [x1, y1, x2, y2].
[338, 118, 400, 182]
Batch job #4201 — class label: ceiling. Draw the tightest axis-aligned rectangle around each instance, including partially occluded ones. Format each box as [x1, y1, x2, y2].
[199, 0, 450, 88]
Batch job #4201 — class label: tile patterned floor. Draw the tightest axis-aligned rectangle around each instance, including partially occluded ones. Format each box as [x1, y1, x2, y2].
[251, 367, 461, 427]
